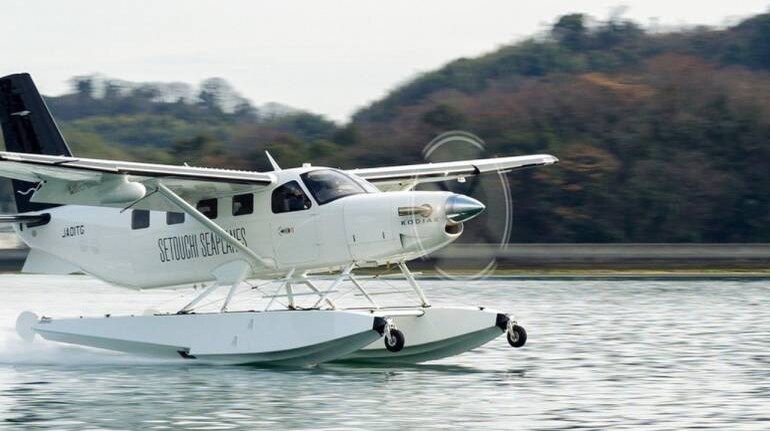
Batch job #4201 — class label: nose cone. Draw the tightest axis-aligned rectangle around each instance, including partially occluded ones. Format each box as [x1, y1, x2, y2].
[445, 194, 485, 223]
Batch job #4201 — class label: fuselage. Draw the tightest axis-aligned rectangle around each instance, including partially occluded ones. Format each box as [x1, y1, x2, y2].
[13, 166, 471, 289]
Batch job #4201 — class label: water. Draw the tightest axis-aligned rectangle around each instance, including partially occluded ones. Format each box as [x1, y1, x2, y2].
[0, 274, 769, 429]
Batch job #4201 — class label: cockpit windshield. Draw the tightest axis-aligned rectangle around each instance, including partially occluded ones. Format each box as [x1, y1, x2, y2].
[300, 169, 366, 205]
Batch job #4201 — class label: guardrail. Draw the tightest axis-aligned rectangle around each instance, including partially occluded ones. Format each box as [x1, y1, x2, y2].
[430, 244, 770, 268]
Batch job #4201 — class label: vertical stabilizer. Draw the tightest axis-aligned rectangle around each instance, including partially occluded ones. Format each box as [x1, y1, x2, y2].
[0, 73, 72, 212]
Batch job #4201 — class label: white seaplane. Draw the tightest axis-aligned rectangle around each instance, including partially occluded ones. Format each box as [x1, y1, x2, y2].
[2, 73, 558, 366]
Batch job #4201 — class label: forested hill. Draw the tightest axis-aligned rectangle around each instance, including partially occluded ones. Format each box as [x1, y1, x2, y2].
[2, 12, 769, 243]
[345, 13, 770, 243]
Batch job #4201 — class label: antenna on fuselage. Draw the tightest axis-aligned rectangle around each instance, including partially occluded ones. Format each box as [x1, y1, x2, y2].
[265, 151, 282, 171]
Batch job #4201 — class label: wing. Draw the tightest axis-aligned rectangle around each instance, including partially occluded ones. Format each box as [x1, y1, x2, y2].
[0, 151, 275, 212]
[347, 154, 559, 191]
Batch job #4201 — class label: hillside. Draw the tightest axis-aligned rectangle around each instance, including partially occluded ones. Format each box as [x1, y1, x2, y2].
[345, 13, 770, 242]
[1, 12, 769, 242]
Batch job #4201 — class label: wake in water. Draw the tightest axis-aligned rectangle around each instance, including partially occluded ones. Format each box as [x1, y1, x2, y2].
[0, 274, 195, 366]
[0, 329, 183, 366]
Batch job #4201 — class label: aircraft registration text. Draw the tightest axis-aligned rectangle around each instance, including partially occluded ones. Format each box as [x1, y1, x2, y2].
[61, 225, 85, 238]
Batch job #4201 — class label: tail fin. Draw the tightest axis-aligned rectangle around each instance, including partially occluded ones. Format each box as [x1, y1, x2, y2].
[0, 73, 72, 213]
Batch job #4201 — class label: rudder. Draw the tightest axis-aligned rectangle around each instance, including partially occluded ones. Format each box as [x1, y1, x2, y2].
[0, 73, 72, 212]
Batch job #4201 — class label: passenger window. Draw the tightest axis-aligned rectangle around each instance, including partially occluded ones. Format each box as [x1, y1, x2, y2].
[166, 212, 185, 225]
[271, 181, 312, 214]
[132, 209, 150, 229]
[197, 198, 218, 219]
[233, 193, 253, 216]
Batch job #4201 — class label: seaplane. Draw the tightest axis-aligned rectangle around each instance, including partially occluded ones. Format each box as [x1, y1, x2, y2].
[1, 73, 558, 366]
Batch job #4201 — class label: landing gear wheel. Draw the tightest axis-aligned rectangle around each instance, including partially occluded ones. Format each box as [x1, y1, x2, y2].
[384, 328, 405, 352]
[507, 325, 527, 348]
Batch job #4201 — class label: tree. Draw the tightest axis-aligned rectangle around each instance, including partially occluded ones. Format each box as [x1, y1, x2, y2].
[552, 14, 587, 51]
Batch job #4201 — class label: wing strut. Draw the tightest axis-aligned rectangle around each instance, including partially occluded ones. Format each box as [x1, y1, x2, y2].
[156, 183, 275, 270]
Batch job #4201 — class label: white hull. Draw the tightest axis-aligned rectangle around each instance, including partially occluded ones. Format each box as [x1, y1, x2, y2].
[342, 306, 508, 363]
[25, 310, 387, 366]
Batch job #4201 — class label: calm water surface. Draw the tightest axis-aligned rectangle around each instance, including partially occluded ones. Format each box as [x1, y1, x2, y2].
[0, 274, 768, 430]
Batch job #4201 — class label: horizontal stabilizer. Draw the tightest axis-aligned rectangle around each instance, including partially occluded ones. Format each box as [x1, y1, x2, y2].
[0, 213, 49, 225]
[0, 151, 275, 212]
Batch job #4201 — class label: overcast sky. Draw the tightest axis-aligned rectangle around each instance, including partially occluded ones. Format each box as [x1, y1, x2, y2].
[1, 0, 768, 122]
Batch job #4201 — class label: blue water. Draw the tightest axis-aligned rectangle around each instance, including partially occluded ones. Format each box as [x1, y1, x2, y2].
[0, 275, 769, 429]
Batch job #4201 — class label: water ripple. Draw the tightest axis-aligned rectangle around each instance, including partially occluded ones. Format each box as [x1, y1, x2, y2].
[0, 277, 769, 429]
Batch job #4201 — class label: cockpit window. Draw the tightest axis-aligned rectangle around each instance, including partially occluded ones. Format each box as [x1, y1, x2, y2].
[300, 169, 366, 205]
[272, 181, 312, 213]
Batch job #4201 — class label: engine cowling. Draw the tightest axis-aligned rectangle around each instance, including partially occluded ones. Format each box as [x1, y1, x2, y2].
[343, 191, 485, 263]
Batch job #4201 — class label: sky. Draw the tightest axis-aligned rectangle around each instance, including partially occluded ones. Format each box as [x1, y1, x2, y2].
[1, 0, 768, 122]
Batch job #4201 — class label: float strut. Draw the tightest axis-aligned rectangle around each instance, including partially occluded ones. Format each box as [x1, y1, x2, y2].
[179, 283, 220, 314]
[266, 269, 295, 310]
[349, 273, 379, 308]
[300, 277, 336, 309]
[312, 263, 355, 308]
[399, 262, 430, 307]
[220, 282, 240, 313]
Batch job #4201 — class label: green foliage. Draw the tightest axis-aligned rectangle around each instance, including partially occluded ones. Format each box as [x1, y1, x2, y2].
[262, 113, 339, 144]
[63, 115, 218, 149]
[421, 104, 467, 129]
[349, 13, 770, 242]
[170, 135, 225, 166]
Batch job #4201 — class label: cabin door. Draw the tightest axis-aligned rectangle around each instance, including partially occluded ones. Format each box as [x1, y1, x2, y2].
[269, 181, 320, 265]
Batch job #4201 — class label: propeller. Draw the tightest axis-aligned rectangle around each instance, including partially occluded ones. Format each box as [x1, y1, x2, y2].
[421, 131, 513, 278]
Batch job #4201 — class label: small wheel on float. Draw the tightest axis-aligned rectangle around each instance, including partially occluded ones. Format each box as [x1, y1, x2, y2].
[384, 328, 405, 352]
[507, 325, 527, 348]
